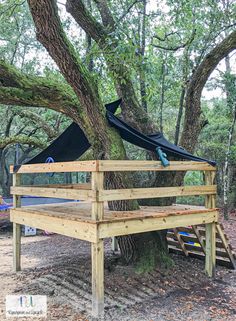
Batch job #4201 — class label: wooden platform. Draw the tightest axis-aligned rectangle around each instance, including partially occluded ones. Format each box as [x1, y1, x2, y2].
[10, 202, 218, 242]
[9, 160, 219, 317]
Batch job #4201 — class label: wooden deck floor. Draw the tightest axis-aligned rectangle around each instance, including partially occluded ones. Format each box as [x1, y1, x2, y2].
[11, 202, 217, 223]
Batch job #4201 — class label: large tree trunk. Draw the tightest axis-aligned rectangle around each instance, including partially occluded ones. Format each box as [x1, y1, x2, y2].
[180, 30, 236, 154]
[174, 30, 236, 187]
[27, 0, 168, 269]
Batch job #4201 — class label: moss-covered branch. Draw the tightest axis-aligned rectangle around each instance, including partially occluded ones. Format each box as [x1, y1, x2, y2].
[16, 110, 58, 139]
[0, 60, 81, 117]
[0, 135, 47, 149]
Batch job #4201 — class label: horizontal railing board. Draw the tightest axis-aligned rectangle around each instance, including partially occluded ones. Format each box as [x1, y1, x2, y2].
[98, 160, 216, 172]
[10, 160, 216, 174]
[26, 183, 91, 190]
[10, 160, 98, 174]
[99, 185, 217, 201]
[11, 186, 96, 201]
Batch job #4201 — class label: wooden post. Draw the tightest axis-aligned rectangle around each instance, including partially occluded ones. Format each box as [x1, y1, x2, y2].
[91, 170, 104, 317]
[91, 172, 104, 220]
[13, 173, 21, 272]
[205, 222, 216, 277]
[204, 171, 216, 209]
[91, 240, 104, 317]
[204, 171, 216, 277]
[111, 237, 119, 252]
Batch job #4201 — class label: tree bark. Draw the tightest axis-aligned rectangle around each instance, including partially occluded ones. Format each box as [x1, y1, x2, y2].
[27, 0, 168, 268]
[179, 30, 236, 153]
[66, 0, 156, 133]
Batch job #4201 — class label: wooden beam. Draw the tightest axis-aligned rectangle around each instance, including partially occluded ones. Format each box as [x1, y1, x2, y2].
[173, 228, 189, 256]
[12, 173, 21, 272]
[91, 240, 104, 317]
[204, 171, 216, 208]
[28, 183, 91, 190]
[11, 186, 96, 201]
[13, 222, 21, 272]
[192, 226, 206, 254]
[99, 185, 216, 201]
[91, 172, 104, 221]
[205, 222, 216, 277]
[111, 237, 119, 252]
[13, 174, 21, 208]
[216, 223, 236, 269]
[98, 160, 216, 172]
[98, 211, 218, 238]
[10, 209, 98, 243]
[10, 160, 98, 174]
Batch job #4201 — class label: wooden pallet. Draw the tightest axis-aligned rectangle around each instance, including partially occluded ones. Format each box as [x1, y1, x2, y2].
[167, 222, 236, 269]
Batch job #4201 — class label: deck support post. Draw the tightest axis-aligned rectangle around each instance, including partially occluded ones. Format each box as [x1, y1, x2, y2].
[204, 171, 216, 277]
[13, 223, 21, 272]
[13, 173, 21, 272]
[205, 222, 216, 277]
[111, 237, 119, 252]
[91, 170, 104, 317]
[91, 239, 104, 317]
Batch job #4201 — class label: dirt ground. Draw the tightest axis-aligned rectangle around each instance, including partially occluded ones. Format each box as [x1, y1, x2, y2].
[1, 212, 236, 321]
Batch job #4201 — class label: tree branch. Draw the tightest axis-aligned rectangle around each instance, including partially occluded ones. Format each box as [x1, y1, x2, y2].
[66, 0, 157, 133]
[16, 110, 58, 139]
[27, 0, 109, 145]
[93, 0, 115, 30]
[180, 29, 236, 153]
[152, 29, 196, 52]
[0, 135, 46, 149]
[118, 0, 142, 22]
[0, 60, 80, 116]
[66, 0, 108, 44]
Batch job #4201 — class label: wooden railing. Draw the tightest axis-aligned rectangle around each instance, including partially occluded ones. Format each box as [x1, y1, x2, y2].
[10, 160, 217, 212]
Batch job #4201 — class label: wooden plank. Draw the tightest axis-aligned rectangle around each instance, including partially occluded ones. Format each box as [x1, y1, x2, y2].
[99, 185, 216, 201]
[173, 228, 189, 256]
[168, 245, 232, 266]
[167, 231, 222, 249]
[167, 239, 228, 258]
[111, 237, 119, 252]
[29, 183, 91, 190]
[10, 209, 98, 243]
[91, 172, 104, 221]
[13, 222, 21, 272]
[98, 211, 218, 238]
[204, 171, 216, 208]
[13, 174, 21, 208]
[167, 231, 224, 248]
[12, 173, 21, 272]
[192, 226, 206, 254]
[216, 223, 236, 269]
[11, 186, 96, 201]
[91, 240, 104, 317]
[98, 160, 216, 172]
[10, 160, 98, 174]
[205, 222, 216, 277]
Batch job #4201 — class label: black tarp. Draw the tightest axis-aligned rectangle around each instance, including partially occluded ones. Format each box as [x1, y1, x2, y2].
[24, 99, 216, 167]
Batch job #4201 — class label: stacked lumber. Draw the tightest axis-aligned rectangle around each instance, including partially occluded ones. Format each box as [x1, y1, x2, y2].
[167, 223, 236, 269]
